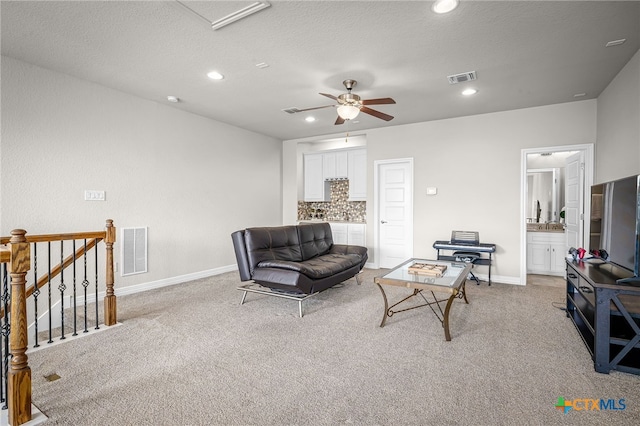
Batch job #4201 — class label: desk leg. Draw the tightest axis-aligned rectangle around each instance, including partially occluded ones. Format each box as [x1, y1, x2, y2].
[488, 253, 492, 286]
[375, 283, 389, 327]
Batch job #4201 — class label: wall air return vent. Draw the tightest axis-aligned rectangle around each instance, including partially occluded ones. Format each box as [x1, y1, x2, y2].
[447, 71, 477, 84]
[282, 107, 301, 114]
[121, 227, 147, 276]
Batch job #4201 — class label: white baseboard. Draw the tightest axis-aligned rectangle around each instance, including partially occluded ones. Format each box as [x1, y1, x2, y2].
[470, 273, 522, 286]
[114, 264, 237, 297]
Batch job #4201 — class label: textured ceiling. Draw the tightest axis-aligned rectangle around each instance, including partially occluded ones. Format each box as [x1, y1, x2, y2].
[2, 1, 639, 140]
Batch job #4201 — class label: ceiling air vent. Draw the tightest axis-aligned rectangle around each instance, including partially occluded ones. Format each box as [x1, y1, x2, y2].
[447, 71, 477, 84]
[282, 107, 301, 114]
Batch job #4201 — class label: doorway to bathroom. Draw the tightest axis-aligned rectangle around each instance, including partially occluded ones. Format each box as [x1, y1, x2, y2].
[520, 144, 594, 285]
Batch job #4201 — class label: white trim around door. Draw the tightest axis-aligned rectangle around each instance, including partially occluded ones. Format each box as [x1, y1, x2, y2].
[374, 158, 414, 269]
[520, 144, 594, 285]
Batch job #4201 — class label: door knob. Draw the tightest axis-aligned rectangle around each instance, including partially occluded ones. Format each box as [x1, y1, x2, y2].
[381, 220, 388, 224]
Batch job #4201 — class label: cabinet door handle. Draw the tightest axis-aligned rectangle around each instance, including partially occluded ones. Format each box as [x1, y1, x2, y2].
[568, 273, 577, 279]
[380, 220, 387, 224]
[579, 285, 593, 294]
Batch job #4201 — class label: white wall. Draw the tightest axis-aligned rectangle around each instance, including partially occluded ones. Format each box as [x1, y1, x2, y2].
[1, 56, 282, 288]
[283, 100, 597, 282]
[596, 49, 640, 183]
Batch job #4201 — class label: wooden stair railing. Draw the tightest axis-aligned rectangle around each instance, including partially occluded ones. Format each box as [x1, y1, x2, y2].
[0, 219, 116, 425]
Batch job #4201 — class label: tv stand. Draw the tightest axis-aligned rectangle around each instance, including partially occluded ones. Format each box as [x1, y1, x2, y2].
[566, 260, 640, 375]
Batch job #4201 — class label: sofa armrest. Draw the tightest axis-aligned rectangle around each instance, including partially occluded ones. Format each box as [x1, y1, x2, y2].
[231, 230, 252, 281]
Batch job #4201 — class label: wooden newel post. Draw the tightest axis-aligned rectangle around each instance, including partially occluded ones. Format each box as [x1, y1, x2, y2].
[8, 229, 32, 426]
[104, 219, 117, 326]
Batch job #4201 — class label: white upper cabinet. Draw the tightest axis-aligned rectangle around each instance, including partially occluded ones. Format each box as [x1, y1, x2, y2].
[303, 148, 366, 201]
[323, 151, 348, 179]
[303, 153, 325, 201]
[348, 149, 367, 201]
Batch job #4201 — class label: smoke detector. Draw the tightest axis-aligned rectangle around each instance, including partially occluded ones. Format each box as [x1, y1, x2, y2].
[447, 71, 477, 84]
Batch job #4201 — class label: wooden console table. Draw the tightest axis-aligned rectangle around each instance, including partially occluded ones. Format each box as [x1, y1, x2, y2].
[566, 260, 640, 375]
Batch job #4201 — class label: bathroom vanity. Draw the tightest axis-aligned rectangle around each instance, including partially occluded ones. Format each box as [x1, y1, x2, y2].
[527, 224, 566, 276]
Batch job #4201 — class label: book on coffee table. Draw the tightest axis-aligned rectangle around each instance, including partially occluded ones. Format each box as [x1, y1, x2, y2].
[407, 263, 447, 277]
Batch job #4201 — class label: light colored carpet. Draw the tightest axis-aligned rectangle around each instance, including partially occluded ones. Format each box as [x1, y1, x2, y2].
[26, 269, 640, 425]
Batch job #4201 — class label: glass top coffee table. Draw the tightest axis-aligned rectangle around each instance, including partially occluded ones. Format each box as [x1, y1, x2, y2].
[374, 258, 472, 341]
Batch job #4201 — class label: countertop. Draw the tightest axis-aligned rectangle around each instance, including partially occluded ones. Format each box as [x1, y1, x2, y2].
[526, 223, 565, 233]
[300, 220, 366, 224]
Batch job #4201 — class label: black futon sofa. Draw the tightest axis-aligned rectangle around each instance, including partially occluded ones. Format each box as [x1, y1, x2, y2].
[231, 222, 368, 295]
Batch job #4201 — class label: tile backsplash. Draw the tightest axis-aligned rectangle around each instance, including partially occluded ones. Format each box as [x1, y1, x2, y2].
[298, 180, 366, 222]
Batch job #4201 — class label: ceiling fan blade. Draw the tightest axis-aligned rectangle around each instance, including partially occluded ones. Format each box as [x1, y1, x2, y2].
[361, 97, 396, 105]
[360, 106, 394, 121]
[334, 116, 346, 125]
[295, 105, 335, 113]
[320, 93, 338, 101]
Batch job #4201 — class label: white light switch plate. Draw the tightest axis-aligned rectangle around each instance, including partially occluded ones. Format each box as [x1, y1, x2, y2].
[84, 190, 105, 201]
[426, 187, 437, 195]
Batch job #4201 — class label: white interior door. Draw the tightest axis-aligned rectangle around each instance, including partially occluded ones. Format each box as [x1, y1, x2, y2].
[565, 151, 584, 251]
[376, 159, 413, 268]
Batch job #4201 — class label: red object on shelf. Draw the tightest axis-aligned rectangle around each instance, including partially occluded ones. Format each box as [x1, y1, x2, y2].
[578, 248, 586, 259]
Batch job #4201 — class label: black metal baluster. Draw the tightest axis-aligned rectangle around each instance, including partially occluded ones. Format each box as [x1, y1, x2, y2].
[1, 264, 10, 409]
[58, 240, 66, 340]
[72, 240, 78, 336]
[82, 239, 89, 333]
[47, 241, 53, 344]
[94, 246, 100, 330]
[33, 243, 40, 348]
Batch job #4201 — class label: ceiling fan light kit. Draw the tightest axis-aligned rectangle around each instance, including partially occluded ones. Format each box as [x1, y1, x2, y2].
[337, 104, 360, 120]
[296, 79, 395, 125]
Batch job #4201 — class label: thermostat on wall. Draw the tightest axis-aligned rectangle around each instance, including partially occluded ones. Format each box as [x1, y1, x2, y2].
[426, 187, 437, 195]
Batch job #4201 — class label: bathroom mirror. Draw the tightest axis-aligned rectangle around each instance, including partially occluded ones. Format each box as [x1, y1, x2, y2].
[527, 168, 561, 223]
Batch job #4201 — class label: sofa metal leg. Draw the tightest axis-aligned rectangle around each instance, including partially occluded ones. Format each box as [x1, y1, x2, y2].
[237, 283, 318, 317]
[356, 271, 363, 285]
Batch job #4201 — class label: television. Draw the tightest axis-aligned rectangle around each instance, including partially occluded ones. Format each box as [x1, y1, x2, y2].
[589, 174, 640, 284]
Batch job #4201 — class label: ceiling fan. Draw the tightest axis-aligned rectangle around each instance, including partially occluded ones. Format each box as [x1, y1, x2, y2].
[296, 80, 396, 125]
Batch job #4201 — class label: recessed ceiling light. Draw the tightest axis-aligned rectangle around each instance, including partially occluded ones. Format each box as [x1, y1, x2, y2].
[573, 93, 587, 98]
[167, 96, 179, 103]
[605, 39, 626, 47]
[305, 116, 316, 123]
[207, 71, 224, 80]
[462, 88, 477, 96]
[255, 62, 269, 69]
[432, 0, 459, 14]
